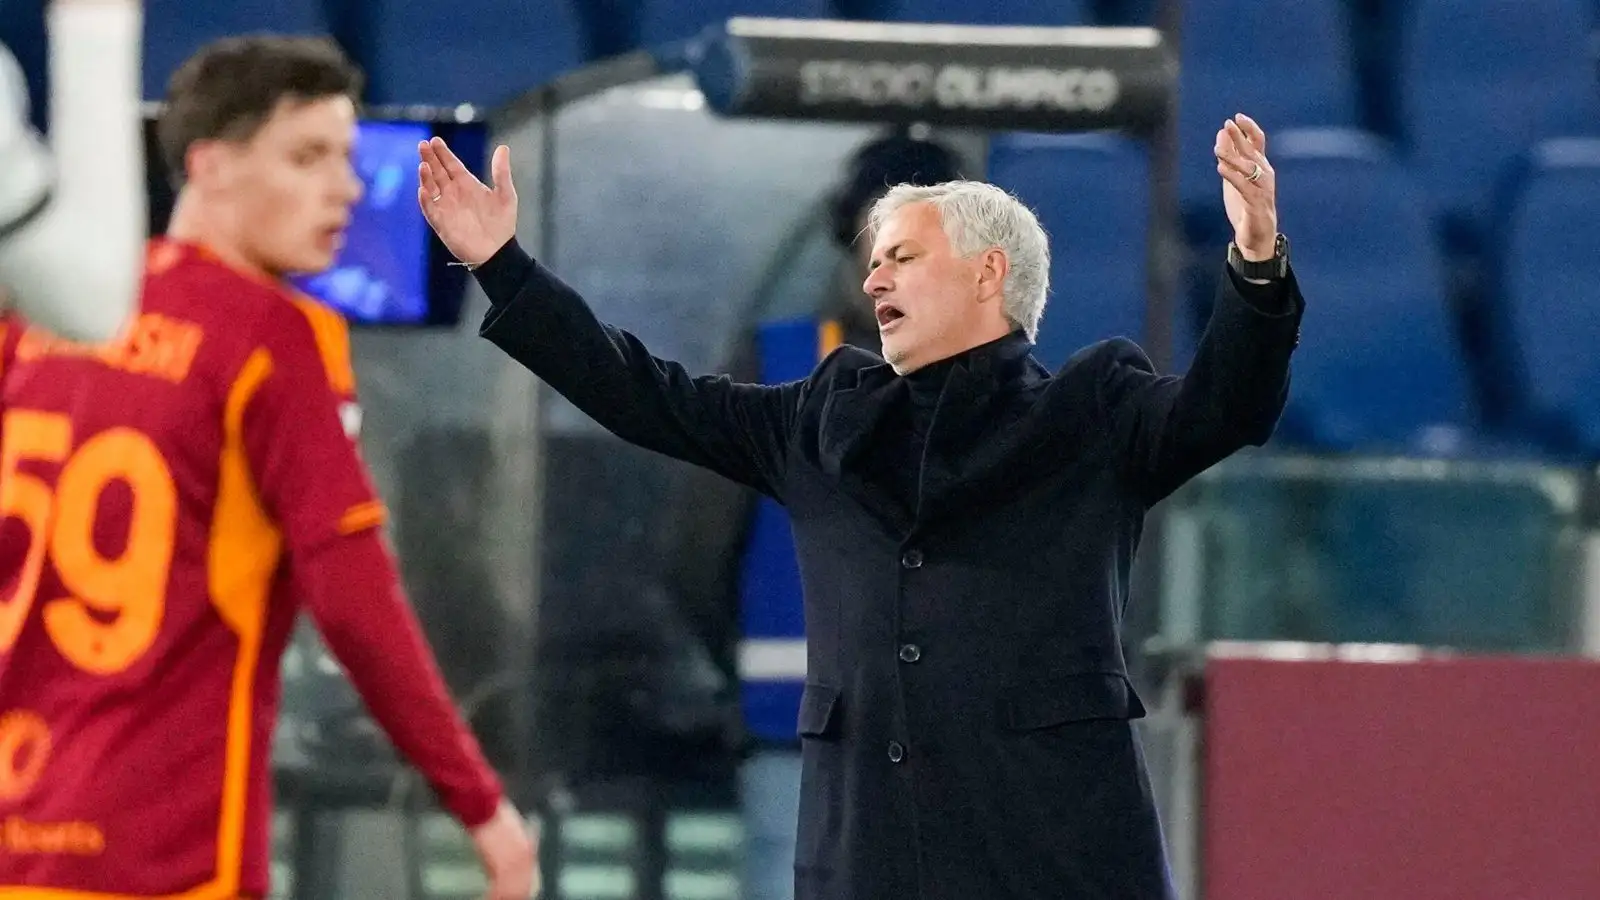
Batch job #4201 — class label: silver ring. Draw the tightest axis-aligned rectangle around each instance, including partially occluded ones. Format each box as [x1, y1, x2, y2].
[1247, 163, 1263, 183]
[430, 193, 443, 203]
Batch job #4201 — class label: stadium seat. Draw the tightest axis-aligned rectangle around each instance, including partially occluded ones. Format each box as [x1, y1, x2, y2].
[1178, 0, 1360, 216]
[1267, 128, 1472, 453]
[986, 133, 1150, 372]
[1398, 0, 1600, 246]
[639, 0, 830, 47]
[142, 0, 330, 100]
[880, 0, 1090, 25]
[350, 0, 583, 107]
[1097, 0, 1159, 26]
[1496, 138, 1600, 454]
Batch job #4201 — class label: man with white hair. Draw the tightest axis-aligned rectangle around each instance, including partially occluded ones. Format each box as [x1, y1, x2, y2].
[421, 111, 1302, 900]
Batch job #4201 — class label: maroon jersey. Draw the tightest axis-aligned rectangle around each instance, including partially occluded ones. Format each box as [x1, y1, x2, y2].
[0, 239, 499, 898]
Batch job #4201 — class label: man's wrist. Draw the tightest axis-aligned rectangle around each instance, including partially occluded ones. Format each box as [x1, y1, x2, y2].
[449, 248, 495, 271]
[1236, 241, 1276, 262]
[1227, 233, 1289, 281]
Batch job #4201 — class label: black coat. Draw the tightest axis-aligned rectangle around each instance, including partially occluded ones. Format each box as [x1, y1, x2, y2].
[473, 240, 1305, 900]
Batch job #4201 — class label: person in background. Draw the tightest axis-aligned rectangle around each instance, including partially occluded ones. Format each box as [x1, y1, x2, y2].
[819, 131, 968, 354]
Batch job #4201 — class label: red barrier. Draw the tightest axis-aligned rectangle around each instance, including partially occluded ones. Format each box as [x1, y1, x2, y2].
[1202, 648, 1600, 900]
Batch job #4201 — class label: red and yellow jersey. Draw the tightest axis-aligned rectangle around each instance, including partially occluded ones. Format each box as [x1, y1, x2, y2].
[0, 239, 387, 897]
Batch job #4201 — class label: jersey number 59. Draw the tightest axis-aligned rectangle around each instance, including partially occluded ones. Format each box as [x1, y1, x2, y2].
[0, 409, 175, 675]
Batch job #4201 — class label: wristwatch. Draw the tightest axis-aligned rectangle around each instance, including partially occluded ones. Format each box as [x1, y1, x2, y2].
[1227, 233, 1289, 280]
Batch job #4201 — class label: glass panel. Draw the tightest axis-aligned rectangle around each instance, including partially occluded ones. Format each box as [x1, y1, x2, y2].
[1158, 452, 1591, 653]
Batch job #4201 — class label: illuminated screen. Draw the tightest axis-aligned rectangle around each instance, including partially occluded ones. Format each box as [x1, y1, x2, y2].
[144, 115, 484, 328]
[292, 121, 432, 323]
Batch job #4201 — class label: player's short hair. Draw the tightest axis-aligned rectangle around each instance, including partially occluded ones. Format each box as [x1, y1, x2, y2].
[157, 35, 364, 184]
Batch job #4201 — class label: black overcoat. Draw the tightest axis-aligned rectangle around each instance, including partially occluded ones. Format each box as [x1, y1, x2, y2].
[473, 239, 1304, 900]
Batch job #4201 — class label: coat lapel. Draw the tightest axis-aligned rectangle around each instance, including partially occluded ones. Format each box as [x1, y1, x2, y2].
[916, 335, 1048, 528]
[814, 333, 1046, 537]
[817, 362, 915, 534]
[818, 361, 898, 476]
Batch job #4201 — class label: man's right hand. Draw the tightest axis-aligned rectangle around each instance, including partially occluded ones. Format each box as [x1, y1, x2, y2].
[470, 798, 539, 899]
[418, 136, 519, 268]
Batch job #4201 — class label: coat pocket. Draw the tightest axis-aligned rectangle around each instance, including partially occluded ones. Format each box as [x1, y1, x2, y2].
[1001, 671, 1148, 731]
[796, 682, 842, 739]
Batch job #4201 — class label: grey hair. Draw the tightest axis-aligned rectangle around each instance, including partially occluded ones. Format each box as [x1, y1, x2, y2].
[867, 180, 1051, 341]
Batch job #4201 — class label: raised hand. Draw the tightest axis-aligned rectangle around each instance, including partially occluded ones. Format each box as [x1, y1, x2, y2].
[1214, 113, 1279, 260]
[418, 137, 518, 267]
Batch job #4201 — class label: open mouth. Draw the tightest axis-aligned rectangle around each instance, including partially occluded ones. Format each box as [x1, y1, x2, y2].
[875, 303, 906, 328]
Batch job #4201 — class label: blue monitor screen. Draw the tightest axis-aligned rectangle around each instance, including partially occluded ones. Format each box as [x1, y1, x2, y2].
[144, 113, 484, 327]
[292, 120, 434, 325]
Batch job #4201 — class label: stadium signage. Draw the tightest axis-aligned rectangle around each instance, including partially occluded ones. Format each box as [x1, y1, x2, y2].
[694, 18, 1173, 133]
[796, 60, 1121, 114]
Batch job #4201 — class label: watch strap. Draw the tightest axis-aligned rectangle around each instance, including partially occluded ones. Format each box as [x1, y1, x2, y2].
[1228, 233, 1289, 280]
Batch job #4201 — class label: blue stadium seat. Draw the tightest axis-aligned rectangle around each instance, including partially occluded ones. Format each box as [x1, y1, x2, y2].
[1178, 0, 1360, 215]
[352, 0, 583, 107]
[881, 0, 1089, 25]
[1398, 0, 1599, 245]
[640, 0, 830, 47]
[1497, 139, 1600, 454]
[987, 133, 1149, 372]
[142, 0, 330, 100]
[1098, 0, 1158, 26]
[1268, 128, 1472, 453]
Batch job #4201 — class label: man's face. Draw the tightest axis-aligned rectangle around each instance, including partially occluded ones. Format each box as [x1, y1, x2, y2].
[863, 201, 1006, 374]
[205, 95, 363, 276]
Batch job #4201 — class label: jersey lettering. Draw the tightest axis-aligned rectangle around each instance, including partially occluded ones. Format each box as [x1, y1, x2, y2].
[15, 314, 205, 385]
[0, 409, 176, 675]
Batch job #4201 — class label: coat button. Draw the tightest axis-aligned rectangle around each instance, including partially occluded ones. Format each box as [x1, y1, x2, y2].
[898, 643, 921, 663]
[900, 549, 923, 569]
[887, 740, 906, 763]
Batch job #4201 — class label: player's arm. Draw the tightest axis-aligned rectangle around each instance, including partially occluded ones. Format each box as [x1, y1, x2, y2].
[239, 306, 508, 830]
[0, 0, 143, 343]
[241, 306, 538, 895]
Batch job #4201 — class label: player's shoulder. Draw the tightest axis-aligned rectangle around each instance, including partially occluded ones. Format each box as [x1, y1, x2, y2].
[236, 283, 356, 400]
[144, 240, 285, 323]
[145, 240, 355, 393]
[275, 291, 356, 396]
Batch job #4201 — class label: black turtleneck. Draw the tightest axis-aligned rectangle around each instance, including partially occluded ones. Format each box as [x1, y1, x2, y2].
[905, 353, 956, 429]
[861, 346, 970, 520]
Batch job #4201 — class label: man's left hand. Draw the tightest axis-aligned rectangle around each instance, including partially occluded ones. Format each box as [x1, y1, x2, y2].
[1215, 113, 1279, 260]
